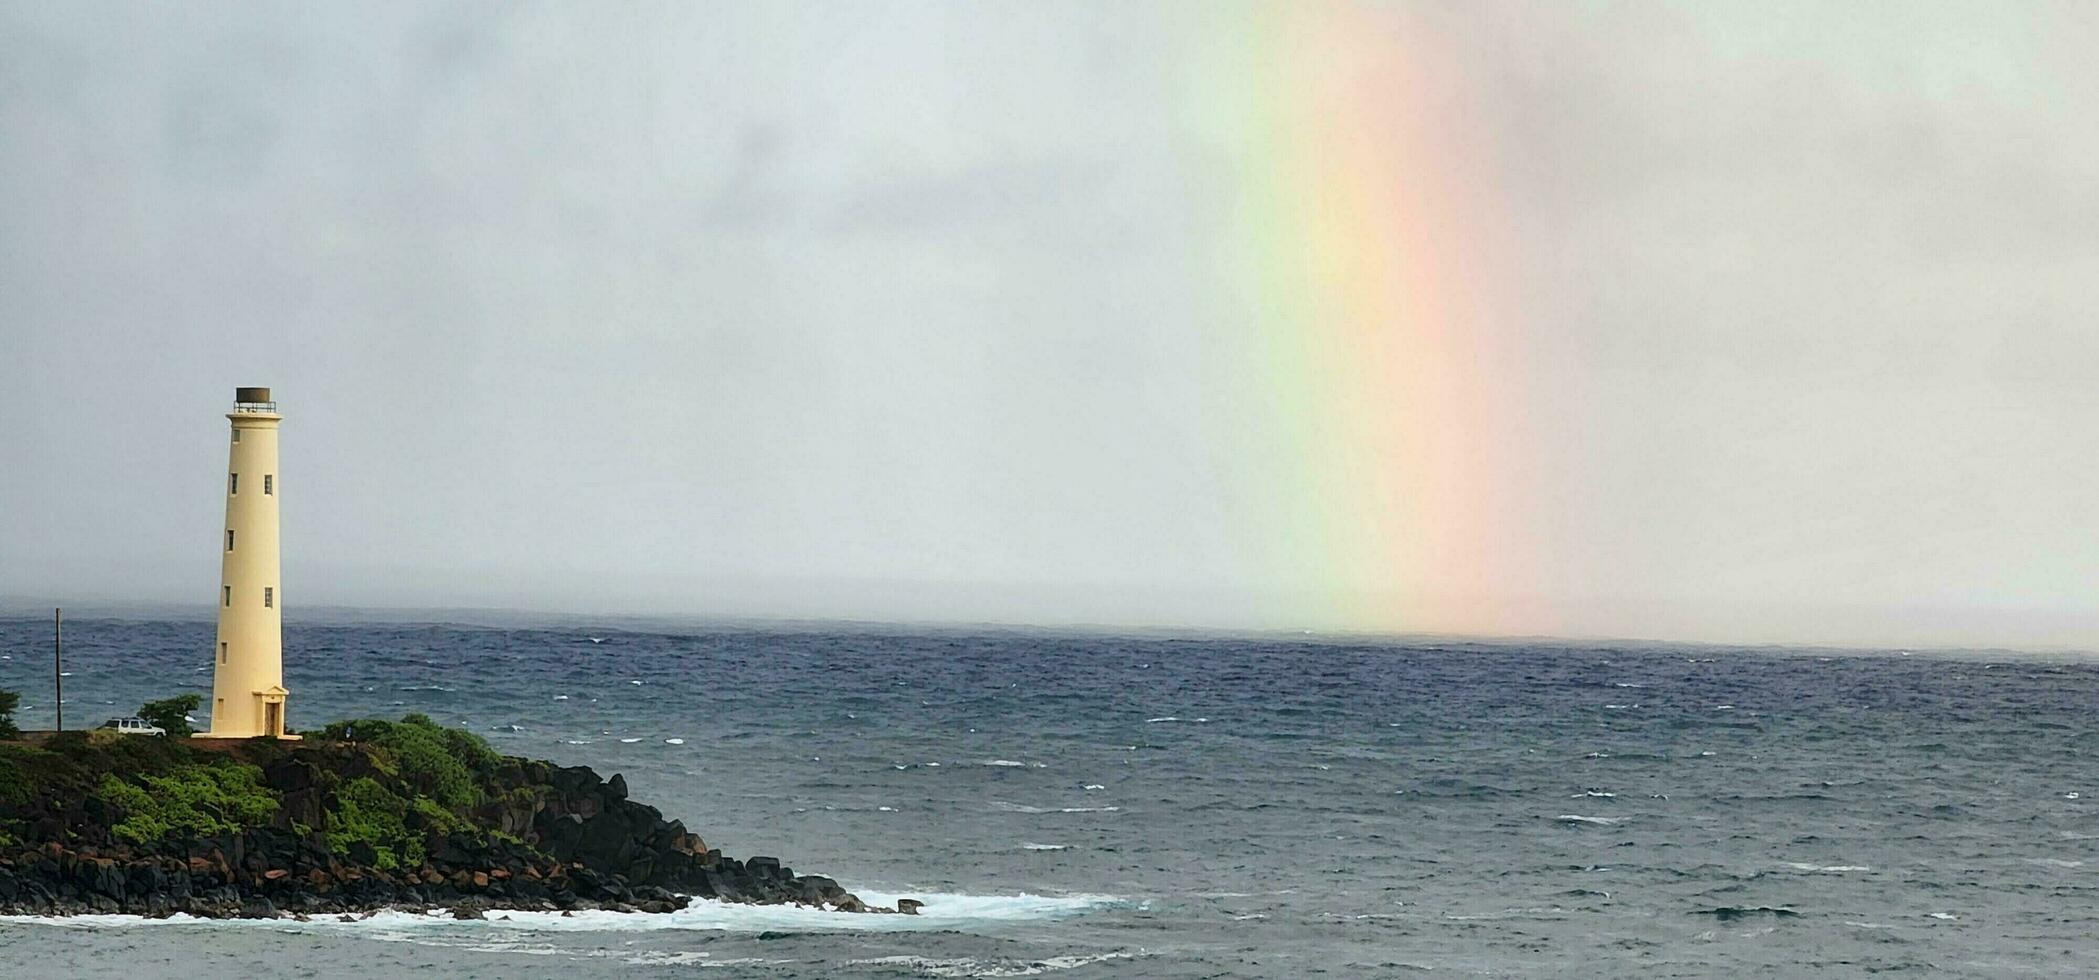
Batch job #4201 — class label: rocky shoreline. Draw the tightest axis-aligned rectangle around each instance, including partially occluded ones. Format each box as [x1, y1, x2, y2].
[0, 719, 912, 920]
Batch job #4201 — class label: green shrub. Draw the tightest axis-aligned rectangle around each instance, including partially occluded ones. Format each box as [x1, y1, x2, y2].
[409, 796, 465, 836]
[317, 715, 492, 808]
[138, 694, 202, 737]
[97, 762, 277, 845]
[0, 690, 20, 740]
[325, 776, 418, 869]
[0, 751, 30, 805]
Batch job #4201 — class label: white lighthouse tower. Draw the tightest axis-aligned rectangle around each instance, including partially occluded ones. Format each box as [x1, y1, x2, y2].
[201, 386, 294, 739]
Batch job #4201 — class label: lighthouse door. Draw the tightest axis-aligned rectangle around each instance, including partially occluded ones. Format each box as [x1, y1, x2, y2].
[264, 701, 281, 737]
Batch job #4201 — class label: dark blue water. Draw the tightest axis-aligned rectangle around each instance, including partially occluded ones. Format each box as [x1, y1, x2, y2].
[0, 614, 2094, 977]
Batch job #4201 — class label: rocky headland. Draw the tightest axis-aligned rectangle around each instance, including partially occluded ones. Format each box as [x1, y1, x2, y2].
[0, 715, 904, 919]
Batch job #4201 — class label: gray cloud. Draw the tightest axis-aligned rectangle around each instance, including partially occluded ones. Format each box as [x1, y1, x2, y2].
[3, 1, 2094, 649]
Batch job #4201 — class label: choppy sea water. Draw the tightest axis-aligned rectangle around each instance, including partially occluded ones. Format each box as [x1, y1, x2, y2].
[0, 614, 2093, 978]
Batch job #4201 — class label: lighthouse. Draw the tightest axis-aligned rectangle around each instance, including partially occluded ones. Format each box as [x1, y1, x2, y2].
[201, 386, 294, 738]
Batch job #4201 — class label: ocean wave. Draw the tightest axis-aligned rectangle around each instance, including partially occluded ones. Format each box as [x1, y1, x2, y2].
[848, 952, 1138, 976]
[990, 801, 1121, 814]
[0, 891, 1124, 935]
[1782, 863, 1869, 873]
[1691, 906, 1801, 920]
[1554, 814, 1622, 825]
[1443, 906, 1574, 921]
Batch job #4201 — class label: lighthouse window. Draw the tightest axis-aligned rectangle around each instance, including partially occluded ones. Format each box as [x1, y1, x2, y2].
[264, 474, 274, 495]
[264, 587, 274, 608]
[232, 429, 240, 444]
[226, 529, 235, 551]
[223, 586, 231, 607]
[229, 473, 238, 494]
[219, 642, 228, 665]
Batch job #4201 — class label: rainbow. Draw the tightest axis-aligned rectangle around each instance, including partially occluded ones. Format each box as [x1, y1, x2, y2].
[1197, 4, 1536, 634]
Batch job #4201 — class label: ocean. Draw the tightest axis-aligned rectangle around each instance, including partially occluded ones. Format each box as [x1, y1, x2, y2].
[0, 614, 2092, 977]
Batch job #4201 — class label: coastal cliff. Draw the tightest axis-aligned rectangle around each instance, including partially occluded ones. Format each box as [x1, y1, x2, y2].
[0, 715, 897, 918]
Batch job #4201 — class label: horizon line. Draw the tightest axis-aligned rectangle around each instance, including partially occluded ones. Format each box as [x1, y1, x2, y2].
[2, 594, 2091, 661]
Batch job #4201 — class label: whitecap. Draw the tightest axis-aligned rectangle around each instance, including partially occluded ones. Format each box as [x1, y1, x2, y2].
[992, 802, 1120, 815]
[1927, 912, 1958, 920]
[1783, 863, 1870, 873]
[1083, 784, 1105, 790]
[878, 806, 896, 812]
[1572, 790, 1615, 798]
[552, 695, 569, 701]
[984, 760, 1028, 768]
[1554, 814, 1621, 825]
[619, 737, 643, 744]
[664, 738, 685, 745]
[2, 891, 1122, 936]
[1021, 843, 1069, 851]
[629, 680, 644, 685]
[1146, 717, 1179, 723]
[848, 952, 1137, 977]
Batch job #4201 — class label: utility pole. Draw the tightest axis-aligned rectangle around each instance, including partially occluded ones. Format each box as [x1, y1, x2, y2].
[53, 608, 63, 732]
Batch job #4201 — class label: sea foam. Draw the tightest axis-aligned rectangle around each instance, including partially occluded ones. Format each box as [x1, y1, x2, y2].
[0, 890, 1122, 935]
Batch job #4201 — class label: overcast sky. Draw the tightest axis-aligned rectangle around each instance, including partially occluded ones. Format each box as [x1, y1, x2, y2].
[3, 1, 2094, 649]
